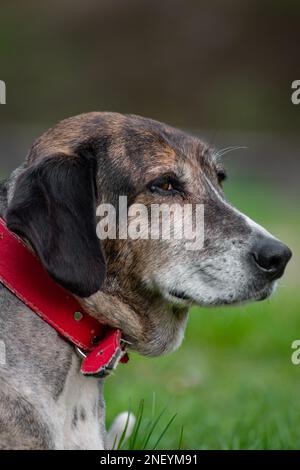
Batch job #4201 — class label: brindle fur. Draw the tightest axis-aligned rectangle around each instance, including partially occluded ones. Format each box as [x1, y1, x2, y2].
[0, 112, 291, 448]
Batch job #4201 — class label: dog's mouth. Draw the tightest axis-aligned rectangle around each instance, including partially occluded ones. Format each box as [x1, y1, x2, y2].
[172, 290, 191, 300]
[165, 279, 276, 307]
[167, 289, 194, 304]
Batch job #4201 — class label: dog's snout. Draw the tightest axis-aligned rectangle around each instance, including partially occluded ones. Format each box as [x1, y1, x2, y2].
[251, 236, 292, 279]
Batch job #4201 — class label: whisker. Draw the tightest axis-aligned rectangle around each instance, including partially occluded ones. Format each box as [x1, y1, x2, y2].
[213, 146, 248, 160]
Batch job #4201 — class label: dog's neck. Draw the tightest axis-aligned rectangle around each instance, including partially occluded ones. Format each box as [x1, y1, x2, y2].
[81, 283, 189, 357]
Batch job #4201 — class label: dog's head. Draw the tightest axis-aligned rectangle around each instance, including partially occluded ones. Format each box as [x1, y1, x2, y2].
[6, 112, 292, 355]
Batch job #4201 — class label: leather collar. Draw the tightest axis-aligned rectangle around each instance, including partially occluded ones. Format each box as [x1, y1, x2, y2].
[0, 217, 128, 377]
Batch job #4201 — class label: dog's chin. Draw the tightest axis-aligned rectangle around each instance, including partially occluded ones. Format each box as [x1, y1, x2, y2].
[163, 281, 277, 308]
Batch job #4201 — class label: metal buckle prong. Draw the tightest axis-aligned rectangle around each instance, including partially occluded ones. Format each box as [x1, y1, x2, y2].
[75, 346, 87, 360]
[120, 338, 132, 347]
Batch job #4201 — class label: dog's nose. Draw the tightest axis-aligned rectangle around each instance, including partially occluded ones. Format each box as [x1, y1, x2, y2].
[251, 236, 292, 279]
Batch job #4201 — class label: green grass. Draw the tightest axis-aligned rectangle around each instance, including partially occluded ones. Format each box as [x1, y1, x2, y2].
[106, 289, 300, 449]
[105, 180, 300, 449]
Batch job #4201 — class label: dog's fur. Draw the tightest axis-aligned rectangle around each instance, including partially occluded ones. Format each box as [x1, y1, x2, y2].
[0, 112, 291, 449]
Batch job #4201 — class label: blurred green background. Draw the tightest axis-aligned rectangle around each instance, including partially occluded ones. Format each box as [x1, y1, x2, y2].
[0, 0, 299, 449]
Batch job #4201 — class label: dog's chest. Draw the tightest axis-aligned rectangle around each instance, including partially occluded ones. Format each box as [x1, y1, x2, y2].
[52, 355, 106, 450]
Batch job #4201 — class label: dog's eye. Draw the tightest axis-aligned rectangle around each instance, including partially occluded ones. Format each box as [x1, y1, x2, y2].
[159, 180, 173, 191]
[149, 176, 181, 195]
[217, 170, 227, 184]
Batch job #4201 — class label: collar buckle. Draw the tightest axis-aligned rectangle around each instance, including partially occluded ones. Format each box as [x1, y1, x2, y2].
[78, 329, 129, 377]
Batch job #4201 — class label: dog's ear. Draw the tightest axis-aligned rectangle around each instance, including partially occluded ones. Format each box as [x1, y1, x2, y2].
[6, 152, 106, 298]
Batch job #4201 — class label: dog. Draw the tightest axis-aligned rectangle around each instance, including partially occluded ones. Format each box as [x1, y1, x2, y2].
[0, 112, 291, 449]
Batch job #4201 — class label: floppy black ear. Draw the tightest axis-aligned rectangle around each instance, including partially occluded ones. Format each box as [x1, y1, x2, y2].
[6, 152, 106, 298]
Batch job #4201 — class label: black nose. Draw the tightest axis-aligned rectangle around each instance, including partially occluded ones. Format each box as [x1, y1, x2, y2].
[251, 236, 292, 279]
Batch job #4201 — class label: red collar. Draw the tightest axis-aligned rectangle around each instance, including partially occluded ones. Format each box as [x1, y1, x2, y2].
[0, 217, 128, 377]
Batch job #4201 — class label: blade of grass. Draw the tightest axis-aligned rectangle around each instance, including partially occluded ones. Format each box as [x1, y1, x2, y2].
[152, 413, 177, 450]
[141, 406, 167, 450]
[112, 433, 118, 451]
[178, 425, 184, 450]
[152, 392, 156, 419]
[129, 399, 144, 450]
[117, 408, 131, 450]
